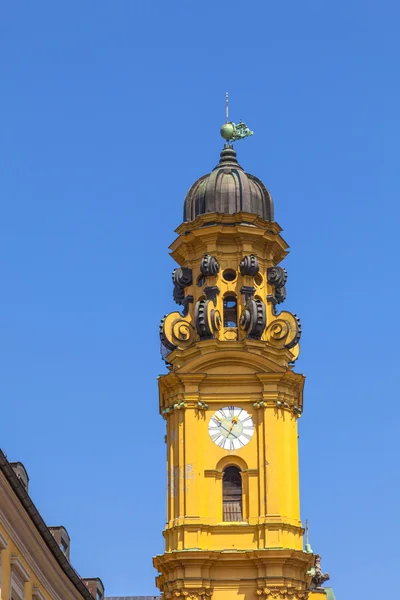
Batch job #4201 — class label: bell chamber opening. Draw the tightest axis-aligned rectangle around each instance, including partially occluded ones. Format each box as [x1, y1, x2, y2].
[223, 295, 238, 327]
[222, 466, 243, 522]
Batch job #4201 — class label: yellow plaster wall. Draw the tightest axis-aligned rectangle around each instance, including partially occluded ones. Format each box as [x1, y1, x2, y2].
[156, 213, 330, 599]
[161, 368, 304, 553]
[0, 526, 52, 600]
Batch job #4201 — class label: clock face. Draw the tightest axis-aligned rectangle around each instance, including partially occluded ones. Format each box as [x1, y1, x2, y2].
[208, 406, 255, 450]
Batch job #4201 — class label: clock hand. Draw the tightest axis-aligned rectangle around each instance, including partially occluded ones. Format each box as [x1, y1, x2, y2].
[229, 416, 239, 433]
[220, 424, 231, 435]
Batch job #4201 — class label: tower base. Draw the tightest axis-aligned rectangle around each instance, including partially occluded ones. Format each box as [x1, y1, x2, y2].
[154, 548, 316, 600]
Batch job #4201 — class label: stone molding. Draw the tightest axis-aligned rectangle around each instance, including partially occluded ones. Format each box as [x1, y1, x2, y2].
[0, 531, 8, 550]
[256, 587, 308, 599]
[10, 554, 31, 582]
[32, 587, 47, 600]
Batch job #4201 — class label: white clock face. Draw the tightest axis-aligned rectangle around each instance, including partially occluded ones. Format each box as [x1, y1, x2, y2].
[208, 406, 255, 450]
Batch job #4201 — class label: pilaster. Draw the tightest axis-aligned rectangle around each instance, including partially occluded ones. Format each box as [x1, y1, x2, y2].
[0, 534, 10, 600]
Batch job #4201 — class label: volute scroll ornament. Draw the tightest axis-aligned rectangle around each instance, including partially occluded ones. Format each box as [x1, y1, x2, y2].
[172, 267, 193, 305]
[200, 255, 220, 277]
[240, 298, 266, 339]
[160, 312, 195, 351]
[265, 311, 301, 351]
[240, 254, 259, 276]
[173, 267, 193, 288]
[267, 266, 287, 307]
[195, 299, 222, 339]
[173, 285, 185, 304]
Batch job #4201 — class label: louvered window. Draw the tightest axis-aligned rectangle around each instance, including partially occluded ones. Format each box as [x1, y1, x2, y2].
[223, 466, 243, 521]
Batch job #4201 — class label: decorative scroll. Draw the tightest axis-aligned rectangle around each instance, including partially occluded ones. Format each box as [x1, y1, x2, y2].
[160, 312, 195, 351]
[173, 285, 185, 304]
[173, 267, 193, 288]
[195, 299, 222, 339]
[240, 298, 266, 339]
[267, 266, 287, 307]
[200, 255, 220, 277]
[265, 311, 301, 350]
[172, 267, 193, 305]
[239, 254, 259, 276]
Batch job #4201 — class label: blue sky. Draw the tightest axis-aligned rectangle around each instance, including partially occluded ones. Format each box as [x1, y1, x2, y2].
[0, 2, 399, 598]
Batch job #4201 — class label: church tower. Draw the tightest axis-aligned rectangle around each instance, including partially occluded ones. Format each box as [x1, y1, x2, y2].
[153, 119, 334, 600]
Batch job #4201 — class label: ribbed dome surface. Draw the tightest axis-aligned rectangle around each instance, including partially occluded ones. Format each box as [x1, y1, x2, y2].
[183, 145, 274, 222]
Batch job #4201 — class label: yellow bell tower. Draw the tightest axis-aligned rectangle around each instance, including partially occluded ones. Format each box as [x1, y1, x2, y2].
[153, 127, 334, 600]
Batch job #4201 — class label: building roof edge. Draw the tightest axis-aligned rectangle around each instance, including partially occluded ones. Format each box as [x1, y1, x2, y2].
[0, 449, 96, 600]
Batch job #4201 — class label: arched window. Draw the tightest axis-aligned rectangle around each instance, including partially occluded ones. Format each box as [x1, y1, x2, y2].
[223, 466, 243, 521]
[223, 295, 237, 327]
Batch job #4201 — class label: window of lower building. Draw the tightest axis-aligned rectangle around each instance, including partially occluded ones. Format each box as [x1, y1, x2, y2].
[60, 538, 68, 555]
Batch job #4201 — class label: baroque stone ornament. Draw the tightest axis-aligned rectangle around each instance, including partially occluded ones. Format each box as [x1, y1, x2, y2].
[160, 312, 195, 351]
[172, 267, 193, 305]
[256, 586, 308, 599]
[204, 285, 220, 303]
[173, 285, 185, 304]
[164, 589, 213, 600]
[265, 311, 301, 350]
[200, 255, 220, 277]
[182, 295, 194, 317]
[267, 266, 287, 307]
[195, 299, 222, 339]
[240, 298, 266, 339]
[309, 554, 330, 590]
[241, 285, 256, 301]
[239, 254, 259, 276]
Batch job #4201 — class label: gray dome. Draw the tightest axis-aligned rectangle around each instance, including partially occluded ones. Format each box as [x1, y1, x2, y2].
[183, 145, 274, 222]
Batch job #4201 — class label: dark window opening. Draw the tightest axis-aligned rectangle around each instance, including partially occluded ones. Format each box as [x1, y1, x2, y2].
[223, 295, 237, 327]
[223, 269, 237, 282]
[60, 538, 68, 554]
[96, 590, 103, 600]
[223, 466, 243, 521]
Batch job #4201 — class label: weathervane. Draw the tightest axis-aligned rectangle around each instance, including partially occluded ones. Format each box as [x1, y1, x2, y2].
[220, 92, 254, 142]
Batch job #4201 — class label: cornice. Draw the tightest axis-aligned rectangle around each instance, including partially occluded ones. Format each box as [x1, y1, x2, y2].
[175, 212, 283, 235]
[164, 341, 293, 374]
[163, 521, 303, 537]
[154, 547, 314, 567]
[159, 365, 304, 397]
[170, 214, 288, 267]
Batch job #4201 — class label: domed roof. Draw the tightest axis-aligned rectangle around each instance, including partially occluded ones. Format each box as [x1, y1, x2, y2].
[183, 144, 274, 222]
